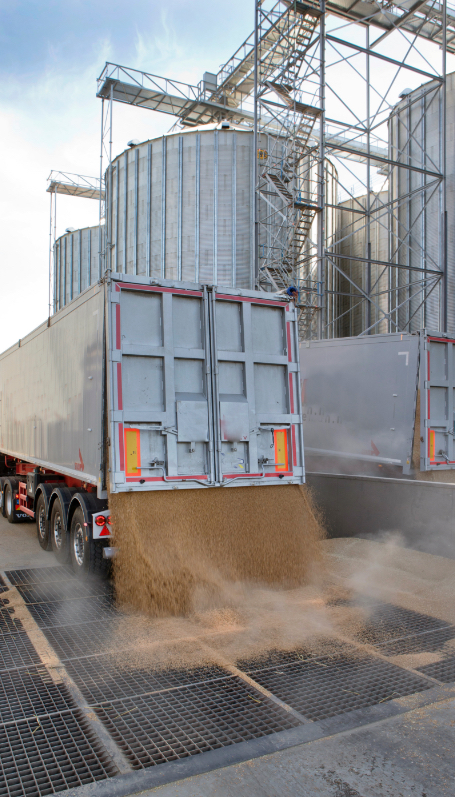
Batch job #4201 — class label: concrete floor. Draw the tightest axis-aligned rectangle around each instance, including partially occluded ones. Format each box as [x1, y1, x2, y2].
[0, 513, 54, 569]
[140, 695, 455, 797]
[2, 516, 455, 797]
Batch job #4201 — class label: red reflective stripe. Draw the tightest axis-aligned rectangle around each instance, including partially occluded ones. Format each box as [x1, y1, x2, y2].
[427, 336, 455, 343]
[115, 304, 121, 349]
[118, 423, 124, 471]
[289, 373, 294, 414]
[292, 425, 297, 466]
[286, 322, 292, 362]
[117, 363, 123, 410]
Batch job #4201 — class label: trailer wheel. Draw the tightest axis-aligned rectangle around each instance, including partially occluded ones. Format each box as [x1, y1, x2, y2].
[36, 494, 51, 551]
[50, 499, 70, 564]
[69, 508, 91, 576]
[4, 484, 18, 524]
[70, 507, 110, 579]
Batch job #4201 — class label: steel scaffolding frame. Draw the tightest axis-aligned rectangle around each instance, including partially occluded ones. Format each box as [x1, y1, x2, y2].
[94, 0, 453, 337]
[252, 0, 451, 337]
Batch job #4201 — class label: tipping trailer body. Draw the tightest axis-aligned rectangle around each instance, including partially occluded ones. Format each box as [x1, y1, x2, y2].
[299, 332, 455, 557]
[0, 276, 304, 572]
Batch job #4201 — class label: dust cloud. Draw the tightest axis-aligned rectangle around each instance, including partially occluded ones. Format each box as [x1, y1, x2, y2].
[106, 484, 341, 668]
[105, 486, 454, 673]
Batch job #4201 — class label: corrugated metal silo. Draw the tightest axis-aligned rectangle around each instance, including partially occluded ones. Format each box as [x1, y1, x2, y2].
[337, 192, 389, 336]
[389, 74, 451, 332]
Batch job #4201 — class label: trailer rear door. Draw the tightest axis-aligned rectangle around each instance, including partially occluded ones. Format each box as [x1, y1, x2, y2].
[109, 280, 304, 491]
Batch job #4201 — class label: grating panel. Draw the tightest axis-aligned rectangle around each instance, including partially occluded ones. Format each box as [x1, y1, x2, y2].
[0, 606, 23, 636]
[0, 577, 7, 595]
[236, 641, 349, 674]
[248, 652, 432, 721]
[379, 626, 455, 656]
[27, 597, 117, 629]
[17, 580, 114, 605]
[65, 656, 231, 705]
[40, 621, 114, 660]
[94, 677, 301, 769]
[356, 604, 449, 645]
[5, 567, 73, 587]
[0, 710, 117, 796]
[0, 666, 75, 724]
[0, 633, 41, 672]
[417, 655, 455, 683]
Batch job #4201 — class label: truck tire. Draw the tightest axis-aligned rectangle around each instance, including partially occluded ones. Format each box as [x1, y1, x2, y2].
[50, 499, 70, 564]
[4, 483, 18, 524]
[36, 493, 51, 551]
[69, 507, 110, 579]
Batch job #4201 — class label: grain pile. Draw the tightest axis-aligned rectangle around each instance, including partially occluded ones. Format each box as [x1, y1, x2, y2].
[110, 484, 325, 618]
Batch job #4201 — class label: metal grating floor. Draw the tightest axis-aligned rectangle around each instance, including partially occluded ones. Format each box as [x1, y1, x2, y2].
[0, 666, 75, 724]
[17, 580, 113, 605]
[417, 654, 455, 683]
[376, 625, 455, 656]
[65, 655, 231, 705]
[38, 621, 114, 660]
[0, 632, 42, 672]
[0, 576, 8, 595]
[94, 677, 301, 769]
[355, 604, 450, 645]
[2, 566, 453, 795]
[0, 602, 23, 636]
[244, 651, 432, 721]
[26, 597, 117, 629]
[5, 567, 74, 587]
[0, 710, 118, 797]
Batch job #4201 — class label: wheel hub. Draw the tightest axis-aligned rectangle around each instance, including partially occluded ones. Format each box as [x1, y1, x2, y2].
[53, 513, 63, 549]
[38, 507, 46, 540]
[73, 523, 85, 566]
[6, 489, 12, 517]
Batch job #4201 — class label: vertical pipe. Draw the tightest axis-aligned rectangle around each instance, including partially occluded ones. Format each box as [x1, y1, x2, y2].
[195, 133, 200, 283]
[58, 241, 61, 312]
[48, 191, 53, 317]
[69, 234, 73, 302]
[232, 133, 237, 287]
[146, 143, 152, 277]
[123, 151, 128, 273]
[78, 229, 82, 295]
[63, 237, 67, 307]
[317, 0, 326, 338]
[161, 136, 167, 279]
[178, 136, 183, 281]
[98, 98, 104, 280]
[88, 227, 91, 287]
[442, 0, 448, 332]
[134, 147, 139, 275]
[366, 26, 371, 334]
[115, 161, 119, 273]
[253, 0, 259, 288]
[214, 130, 218, 284]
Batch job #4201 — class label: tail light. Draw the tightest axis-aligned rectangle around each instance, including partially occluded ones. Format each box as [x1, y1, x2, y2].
[95, 516, 105, 527]
[107, 515, 112, 525]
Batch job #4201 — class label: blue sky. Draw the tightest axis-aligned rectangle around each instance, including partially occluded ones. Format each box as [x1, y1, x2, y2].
[0, 0, 253, 348]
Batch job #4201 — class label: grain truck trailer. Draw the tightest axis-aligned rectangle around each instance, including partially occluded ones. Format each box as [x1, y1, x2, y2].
[0, 275, 304, 575]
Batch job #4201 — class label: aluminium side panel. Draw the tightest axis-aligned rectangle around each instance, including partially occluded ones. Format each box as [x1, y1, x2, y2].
[108, 276, 304, 491]
[0, 286, 104, 485]
[299, 333, 419, 475]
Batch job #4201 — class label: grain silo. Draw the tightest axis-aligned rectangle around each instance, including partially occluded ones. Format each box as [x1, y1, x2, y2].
[53, 126, 338, 312]
[388, 73, 452, 333]
[336, 191, 389, 337]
